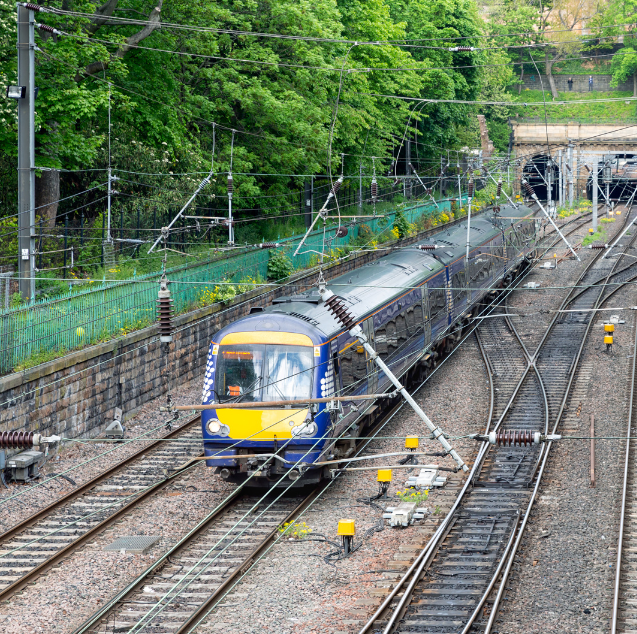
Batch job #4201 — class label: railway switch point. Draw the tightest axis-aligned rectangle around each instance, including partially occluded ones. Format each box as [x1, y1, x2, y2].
[383, 502, 427, 528]
[405, 467, 446, 490]
[338, 520, 355, 555]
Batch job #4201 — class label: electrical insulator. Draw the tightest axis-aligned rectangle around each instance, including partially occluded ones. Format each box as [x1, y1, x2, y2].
[386, 161, 395, 177]
[522, 180, 535, 198]
[468, 178, 474, 198]
[227, 173, 234, 195]
[157, 280, 174, 343]
[323, 294, 357, 330]
[0, 431, 35, 449]
[258, 242, 280, 249]
[371, 178, 378, 202]
[418, 244, 438, 251]
[331, 176, 343, 196]
[37, 23, 59, 34]
[496, 179, 502, 198]
[449, 46, 474, 52]
[23, 3, 43, 11]
[584, 164, 591, 173]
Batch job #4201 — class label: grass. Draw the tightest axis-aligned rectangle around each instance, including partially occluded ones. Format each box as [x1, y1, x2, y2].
[582, 227, 607, 246]
[510, 90, 636, 122]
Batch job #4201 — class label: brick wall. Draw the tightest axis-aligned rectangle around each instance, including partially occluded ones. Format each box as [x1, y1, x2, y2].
[518, 74, 633, 93]
[0, 217, 466, 448]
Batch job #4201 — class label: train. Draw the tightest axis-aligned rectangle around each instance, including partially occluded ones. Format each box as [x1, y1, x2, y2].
[200, 203, 537, 487]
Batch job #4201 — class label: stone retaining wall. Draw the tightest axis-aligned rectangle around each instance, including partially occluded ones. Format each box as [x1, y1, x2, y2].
[518, 74, 633, 93]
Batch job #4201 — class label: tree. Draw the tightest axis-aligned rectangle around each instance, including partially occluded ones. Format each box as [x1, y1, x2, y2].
[611, 45, 637, 95]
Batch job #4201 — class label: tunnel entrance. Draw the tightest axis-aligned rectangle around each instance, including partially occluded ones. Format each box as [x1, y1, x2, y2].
[522, 155, 559, 202]
[585, 154, 637, 201]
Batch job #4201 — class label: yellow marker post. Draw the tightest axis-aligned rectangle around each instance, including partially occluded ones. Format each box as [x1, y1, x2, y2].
[605, 324, 615, 333]
[338, 519, 356, 555]
[337, 519, 356, 536]
[377, 469, 392, 482]
[589, 228, 595, 234]
[405, 436, 419, 450]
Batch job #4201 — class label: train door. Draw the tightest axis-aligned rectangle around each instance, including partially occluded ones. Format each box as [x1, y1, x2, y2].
[420, 284, 431, 348]
[362, 317, 378, 393]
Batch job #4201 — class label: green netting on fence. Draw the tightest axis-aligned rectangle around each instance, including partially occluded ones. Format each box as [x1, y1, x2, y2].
[0, 197, 462, 375]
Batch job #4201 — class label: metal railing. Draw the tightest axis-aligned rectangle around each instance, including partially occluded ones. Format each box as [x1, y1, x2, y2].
[514, 115, 637, 125]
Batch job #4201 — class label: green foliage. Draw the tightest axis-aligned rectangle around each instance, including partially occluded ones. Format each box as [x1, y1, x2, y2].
[393, 209, 412, 239]
[267, 250, 294, 281]
[510, 90, 636, 121]
[582, 227, 607, 246]
[396, 488, 429, 505]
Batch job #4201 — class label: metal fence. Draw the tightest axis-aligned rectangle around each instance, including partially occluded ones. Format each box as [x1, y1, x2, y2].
[515, 116, 637, 125]
[0, 196, 463, 375]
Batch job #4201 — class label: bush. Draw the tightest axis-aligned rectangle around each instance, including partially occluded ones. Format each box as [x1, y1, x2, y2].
[393, 210, 412, 240]
[267, 250, 293, 281]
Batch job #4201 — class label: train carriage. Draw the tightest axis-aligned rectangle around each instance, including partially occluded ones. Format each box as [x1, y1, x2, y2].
[201, 203, 536, 487]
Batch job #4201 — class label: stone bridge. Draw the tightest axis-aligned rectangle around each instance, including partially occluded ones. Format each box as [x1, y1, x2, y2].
[511, 120, 637, 199]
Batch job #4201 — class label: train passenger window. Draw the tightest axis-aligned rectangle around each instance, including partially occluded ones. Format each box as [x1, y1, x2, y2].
[340, 340, 367, 392]
[405, 304, 420, 335]
[452, 270, 466, 303]
[429, 286, 446, 321]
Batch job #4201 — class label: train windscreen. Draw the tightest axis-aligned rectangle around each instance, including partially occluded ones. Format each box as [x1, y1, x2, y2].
[215, 344, 313, 403]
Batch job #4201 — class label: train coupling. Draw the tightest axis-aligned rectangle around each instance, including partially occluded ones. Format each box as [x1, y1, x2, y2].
[470, 431, 561, 446]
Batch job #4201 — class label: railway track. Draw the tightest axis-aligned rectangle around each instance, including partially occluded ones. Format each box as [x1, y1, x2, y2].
[359, 204, 636, 634]
[0, 416, 203, 601]
[0, 204, 593, 630]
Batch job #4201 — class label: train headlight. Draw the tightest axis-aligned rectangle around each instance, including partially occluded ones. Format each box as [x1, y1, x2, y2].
[291, 421, 318, 438]
[207, 419, 221, 434]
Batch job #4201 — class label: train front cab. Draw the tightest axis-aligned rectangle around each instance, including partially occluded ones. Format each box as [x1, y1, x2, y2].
[201, 317, 330, 487]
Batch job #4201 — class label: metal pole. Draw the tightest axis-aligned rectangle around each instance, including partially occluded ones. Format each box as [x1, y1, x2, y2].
[359, 164, 362, 210]
[522, 180, 580, 260]
[593, 157, 598, 231]
[406, 137, 411, 199]
[568, 142, 574, 207]
[17, 3, 35, 302]
[546, 159, 553, 214]
[106, 83, 112, 243]
[304, 180, 312, 229]
[558, 149, 563, 208]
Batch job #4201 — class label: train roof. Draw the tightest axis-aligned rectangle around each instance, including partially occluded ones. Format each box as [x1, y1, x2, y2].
[215, 203, 534, 342]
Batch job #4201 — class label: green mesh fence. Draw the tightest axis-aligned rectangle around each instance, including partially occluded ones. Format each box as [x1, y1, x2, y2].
[0, 197, 462, 375]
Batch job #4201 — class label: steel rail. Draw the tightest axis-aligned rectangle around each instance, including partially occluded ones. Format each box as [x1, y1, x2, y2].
[611, 304, 637, 633]
[359, 205, 629, 634]
[484, 204, 637, 633]
[0, 416, 202, 603]
[78, 208, 557, 634]
[0, 416, 200, 544]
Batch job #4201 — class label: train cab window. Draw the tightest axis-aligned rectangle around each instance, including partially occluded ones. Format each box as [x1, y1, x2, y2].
[215, 344, 313, 402]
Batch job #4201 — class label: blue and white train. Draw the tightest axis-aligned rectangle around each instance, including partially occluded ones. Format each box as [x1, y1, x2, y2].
[200, 203, 536, 487]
